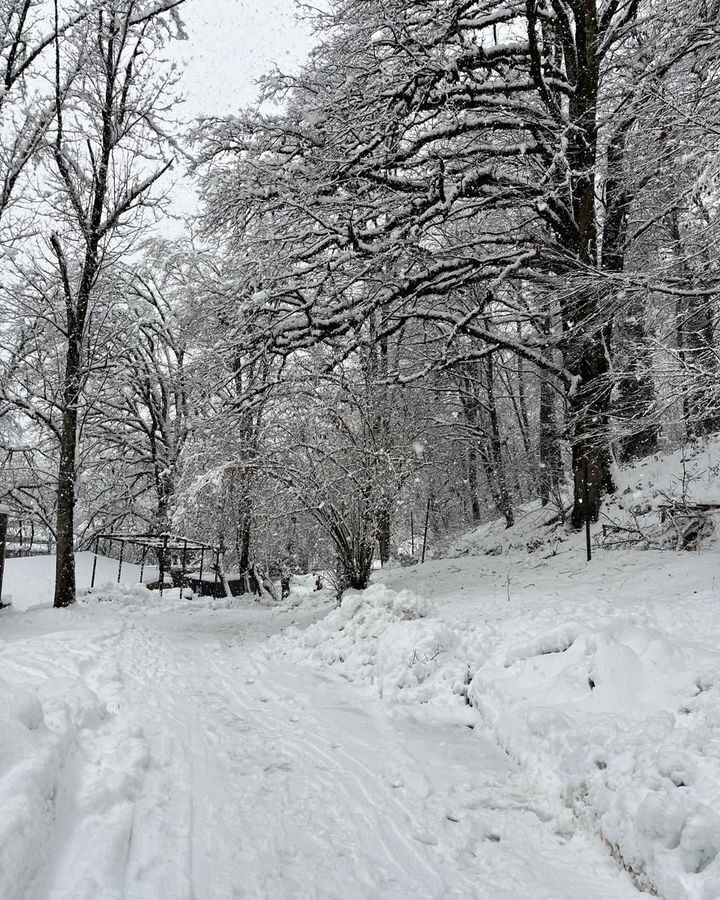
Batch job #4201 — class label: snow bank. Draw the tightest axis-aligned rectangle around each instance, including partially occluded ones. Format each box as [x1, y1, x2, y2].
[274, 560, 720, 899]
[0, 610, 151, 899]
[0, 675, 63, 898]
[450, 500, 567, 557]
[0, 625, 107, 897]
[3, 552, 159, 611]
[273, 584, 486, 709]
[81, 582, 271, 613]
[82, 582, 204, 611]
[471, 619, 720, 898]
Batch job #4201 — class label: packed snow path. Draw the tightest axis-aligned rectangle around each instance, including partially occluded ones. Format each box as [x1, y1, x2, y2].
[4, 596, 640, 900]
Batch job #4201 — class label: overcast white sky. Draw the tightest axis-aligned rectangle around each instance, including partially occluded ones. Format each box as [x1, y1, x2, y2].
[159, 0, 313, 228]
[174, 0, 314, 118]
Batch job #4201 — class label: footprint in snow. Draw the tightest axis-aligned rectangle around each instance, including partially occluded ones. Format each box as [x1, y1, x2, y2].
[412, 829, 439, 846]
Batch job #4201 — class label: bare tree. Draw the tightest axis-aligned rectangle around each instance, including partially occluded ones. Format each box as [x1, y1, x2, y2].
[47, 0, 184, 607]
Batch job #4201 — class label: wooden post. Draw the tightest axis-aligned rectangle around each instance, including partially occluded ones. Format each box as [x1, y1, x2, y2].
[0, 505, 9, 606]
[213, 548, 220, 598]
[198, 548, 205, 592]
[583, 458, 592, 562]
[421, 498, 431, 564]
[90, 536, 99, 588]
[410, 512, 415, 556]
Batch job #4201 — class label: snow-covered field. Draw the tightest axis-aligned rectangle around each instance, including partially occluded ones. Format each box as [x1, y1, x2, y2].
[2, 552, 159, 611]
[2, 522, 720, 897]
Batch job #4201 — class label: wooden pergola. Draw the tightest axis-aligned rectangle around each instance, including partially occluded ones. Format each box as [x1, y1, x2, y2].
[90, 532, 221, 595]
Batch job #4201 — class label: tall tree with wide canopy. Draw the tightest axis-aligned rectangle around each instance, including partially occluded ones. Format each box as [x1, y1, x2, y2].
[198, 0, 720, 527]
[47, 0, 185, 607]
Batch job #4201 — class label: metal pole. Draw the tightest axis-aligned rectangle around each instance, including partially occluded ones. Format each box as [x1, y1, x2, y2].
[410, 512, 415, 556]
[213, 549, 219, 598]
[90, 536, 100, 589]
[181, 540, 188, 591]
[198, 548, 205, 592]
[117, 539, 125, 584]
[583, 458, 592, 562]
[421, 498, 431, 564]
[139, 546, 147, 585]
[159, 535, 168, 595]
[0, 505, 9, 606]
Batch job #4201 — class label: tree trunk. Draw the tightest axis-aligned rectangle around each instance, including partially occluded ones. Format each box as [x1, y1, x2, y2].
[568, 331, 615, 527]
[615, 331, 659, 461]
[237, 498, 252, 573]
[376, 504, 391, 565]
[468, 444, 482, 522]
[604, 124, 659, 461]
[53, 342, 80, 608]
[485, 354, 514, 528]
[557, 0, 616, 526]
[538, 374, 562, 506]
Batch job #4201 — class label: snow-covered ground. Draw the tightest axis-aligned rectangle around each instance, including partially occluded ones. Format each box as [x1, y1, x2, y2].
[2, 508, 720, 897]
[2, 552, 159, 611]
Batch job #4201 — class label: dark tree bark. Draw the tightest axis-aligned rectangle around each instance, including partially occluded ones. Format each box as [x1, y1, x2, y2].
[484, 354, 514, 528]
[53, 330, 81, 608]
[376, 506, 391, 565]
[538, 374, 562, 506]
[468, 444, 482, 522]
[605, 124, 658, 462]
[369, 322, 393, 564]
[542, 0, 616, 526]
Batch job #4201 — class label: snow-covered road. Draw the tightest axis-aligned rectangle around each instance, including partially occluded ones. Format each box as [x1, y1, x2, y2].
[3, 591, 640, 900]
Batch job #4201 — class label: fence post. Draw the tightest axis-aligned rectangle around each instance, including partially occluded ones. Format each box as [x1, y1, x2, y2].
[90, 536, 99, 589]
[117, 539, 125, 584]
[583, 458, 592, 562]
[139, 546, 147, 585]
[0, 505, 9, 607]
[410, 512, 415, 556]
[213, 548, 220, 598]
[159, 535, 168, 595]
[181, 540, 188, 591]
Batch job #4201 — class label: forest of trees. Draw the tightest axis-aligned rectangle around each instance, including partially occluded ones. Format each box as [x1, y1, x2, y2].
[0, 0, 719, 605]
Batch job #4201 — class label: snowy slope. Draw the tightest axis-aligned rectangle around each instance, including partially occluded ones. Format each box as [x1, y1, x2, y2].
[273, 547, 720, 899]
[2, 552, 159, 611]
[445, 434, 720, 558]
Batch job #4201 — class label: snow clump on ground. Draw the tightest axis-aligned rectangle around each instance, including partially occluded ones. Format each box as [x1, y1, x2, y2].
[273, 583, 487, 707]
